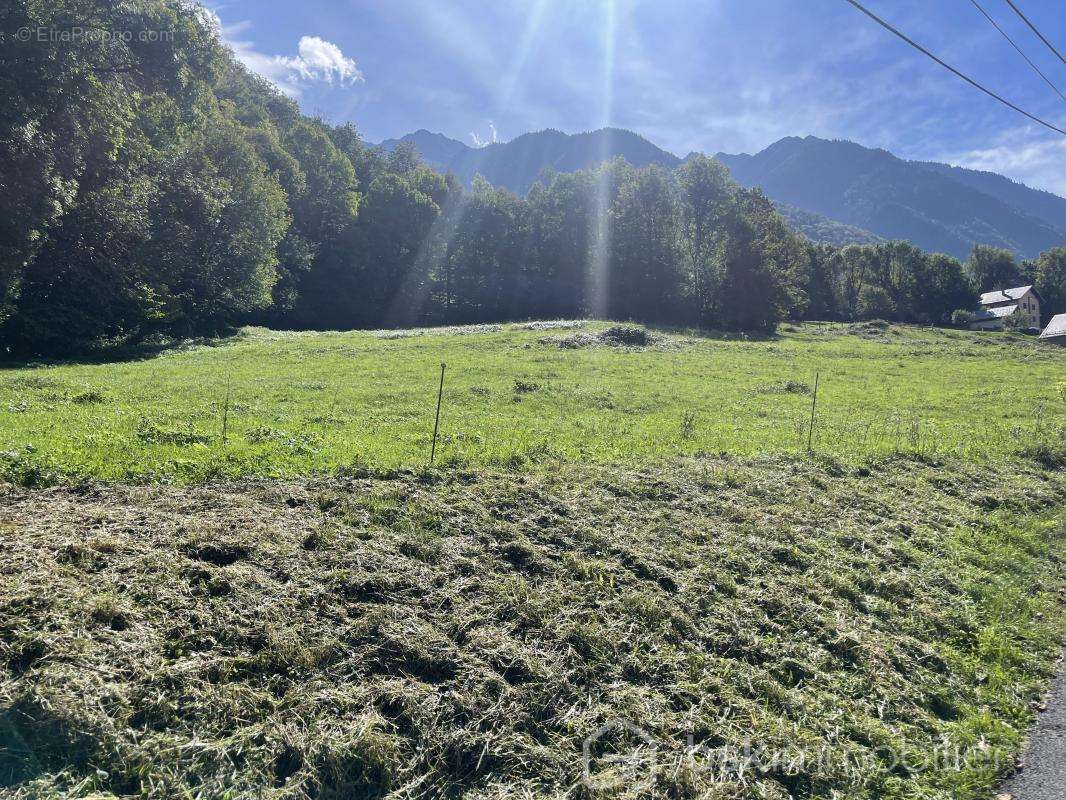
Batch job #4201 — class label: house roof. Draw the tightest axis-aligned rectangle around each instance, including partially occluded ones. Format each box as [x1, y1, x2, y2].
[1040, 313, 1066, 339]
[973, 304, 1019, 321]
[979, 285, 1035, 306]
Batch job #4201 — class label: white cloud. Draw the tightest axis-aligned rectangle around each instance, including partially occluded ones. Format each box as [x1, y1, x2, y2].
[469, 120, 498, 148]
[206, 6, 362, 97]
[279, 37, 364, 85]
[938, 132, 1066, 197]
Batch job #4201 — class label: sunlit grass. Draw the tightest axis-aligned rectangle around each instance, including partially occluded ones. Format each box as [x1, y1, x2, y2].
[0, 320, 1063, 483]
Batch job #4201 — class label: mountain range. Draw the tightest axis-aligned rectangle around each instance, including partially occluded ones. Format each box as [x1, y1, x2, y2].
[379, 129, 1066, 260]
[381, 128, 679, 194]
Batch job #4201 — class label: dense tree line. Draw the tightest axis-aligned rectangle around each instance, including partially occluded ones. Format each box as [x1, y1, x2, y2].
[802, 242, 1066, 326]
[965, 244, 1066, 314]
[1, 0, 295, 352]
[2, 2, 1064, 356]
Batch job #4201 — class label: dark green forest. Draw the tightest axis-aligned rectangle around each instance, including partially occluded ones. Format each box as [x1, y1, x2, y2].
[2, 1, 1064, 356]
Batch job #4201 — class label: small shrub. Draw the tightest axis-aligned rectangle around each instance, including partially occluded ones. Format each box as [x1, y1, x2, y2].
[513, 379, 541, 394]
[0, 449, 58, 488]
[680, 410, 696, 440]
[782, 380, 811, 395]
[1004, 313, 1032, 331]
[951, 309, 977, 328]
[600, 325, 652, 346]
[70, 388, 106, 405]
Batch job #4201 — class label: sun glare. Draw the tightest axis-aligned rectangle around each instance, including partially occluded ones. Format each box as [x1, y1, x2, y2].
[587, 0, 617, 319]
[495, 0, 549, 116]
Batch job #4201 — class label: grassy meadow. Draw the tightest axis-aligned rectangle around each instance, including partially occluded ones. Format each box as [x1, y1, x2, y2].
[2, 321, 1066, 799]
[1, 320, 1064, 483]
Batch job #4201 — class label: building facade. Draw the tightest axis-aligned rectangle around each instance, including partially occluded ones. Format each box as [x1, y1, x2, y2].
[1040, 313, 1066, 345]
[971, 285, 1042, 331]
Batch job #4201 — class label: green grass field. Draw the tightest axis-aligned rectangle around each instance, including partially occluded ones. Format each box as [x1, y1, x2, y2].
[2, 321, 1066, 799]
[1, 321, 1063, 483]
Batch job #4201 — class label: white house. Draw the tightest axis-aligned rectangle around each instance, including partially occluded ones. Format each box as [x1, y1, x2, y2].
[1040, 313, 1066, 345]
[970, 285, 1042, 331]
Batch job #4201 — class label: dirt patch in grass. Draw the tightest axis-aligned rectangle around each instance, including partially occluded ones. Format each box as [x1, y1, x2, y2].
[1, 456, 1064, 798]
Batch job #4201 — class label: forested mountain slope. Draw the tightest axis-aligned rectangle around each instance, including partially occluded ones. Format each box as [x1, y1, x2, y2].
[381, 129, 884, 247]
[774, 202, 884, 247]
[380, 128, 681, 195]
[384, 129, 1064, 259]
[913, 159, 1066, 233]
[716, 136, 1065, 260]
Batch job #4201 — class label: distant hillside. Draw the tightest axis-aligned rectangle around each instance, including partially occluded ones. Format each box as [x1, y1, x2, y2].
[912, 160, 1066, 233]
[381, 128, 1066, 260]
[379, 128, 878, 247]
[716, 136, 1065, 260]
[380, 129, 470, 170]
[773, 202, 884, 247]
[379, 128, 680, 195]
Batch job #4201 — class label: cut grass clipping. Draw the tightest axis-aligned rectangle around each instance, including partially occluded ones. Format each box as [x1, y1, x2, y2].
[1, 321, 1064, 483]
[1, 454, 1064, 799]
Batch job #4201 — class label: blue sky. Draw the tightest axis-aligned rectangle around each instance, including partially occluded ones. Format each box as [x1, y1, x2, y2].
[207, 0, 1066, 195]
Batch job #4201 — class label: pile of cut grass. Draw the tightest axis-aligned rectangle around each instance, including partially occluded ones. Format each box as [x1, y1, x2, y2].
[1, 322, 1064, 483]
[1, 454, 1063, 798]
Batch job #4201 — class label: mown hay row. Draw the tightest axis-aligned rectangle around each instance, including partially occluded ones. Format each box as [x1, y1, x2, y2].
[1, 455, 1064, 799]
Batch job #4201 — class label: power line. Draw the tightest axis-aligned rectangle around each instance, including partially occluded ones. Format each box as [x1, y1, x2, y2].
[1001, 0, 1066, 65]
[841, 0, 1065, 135]
[970, 0, 1065, 102]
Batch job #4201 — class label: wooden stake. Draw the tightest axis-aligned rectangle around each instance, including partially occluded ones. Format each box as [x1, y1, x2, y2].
[807, 371, 820, 453]
[221, 380, 232, 444]
[430, 362, 446, 466]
